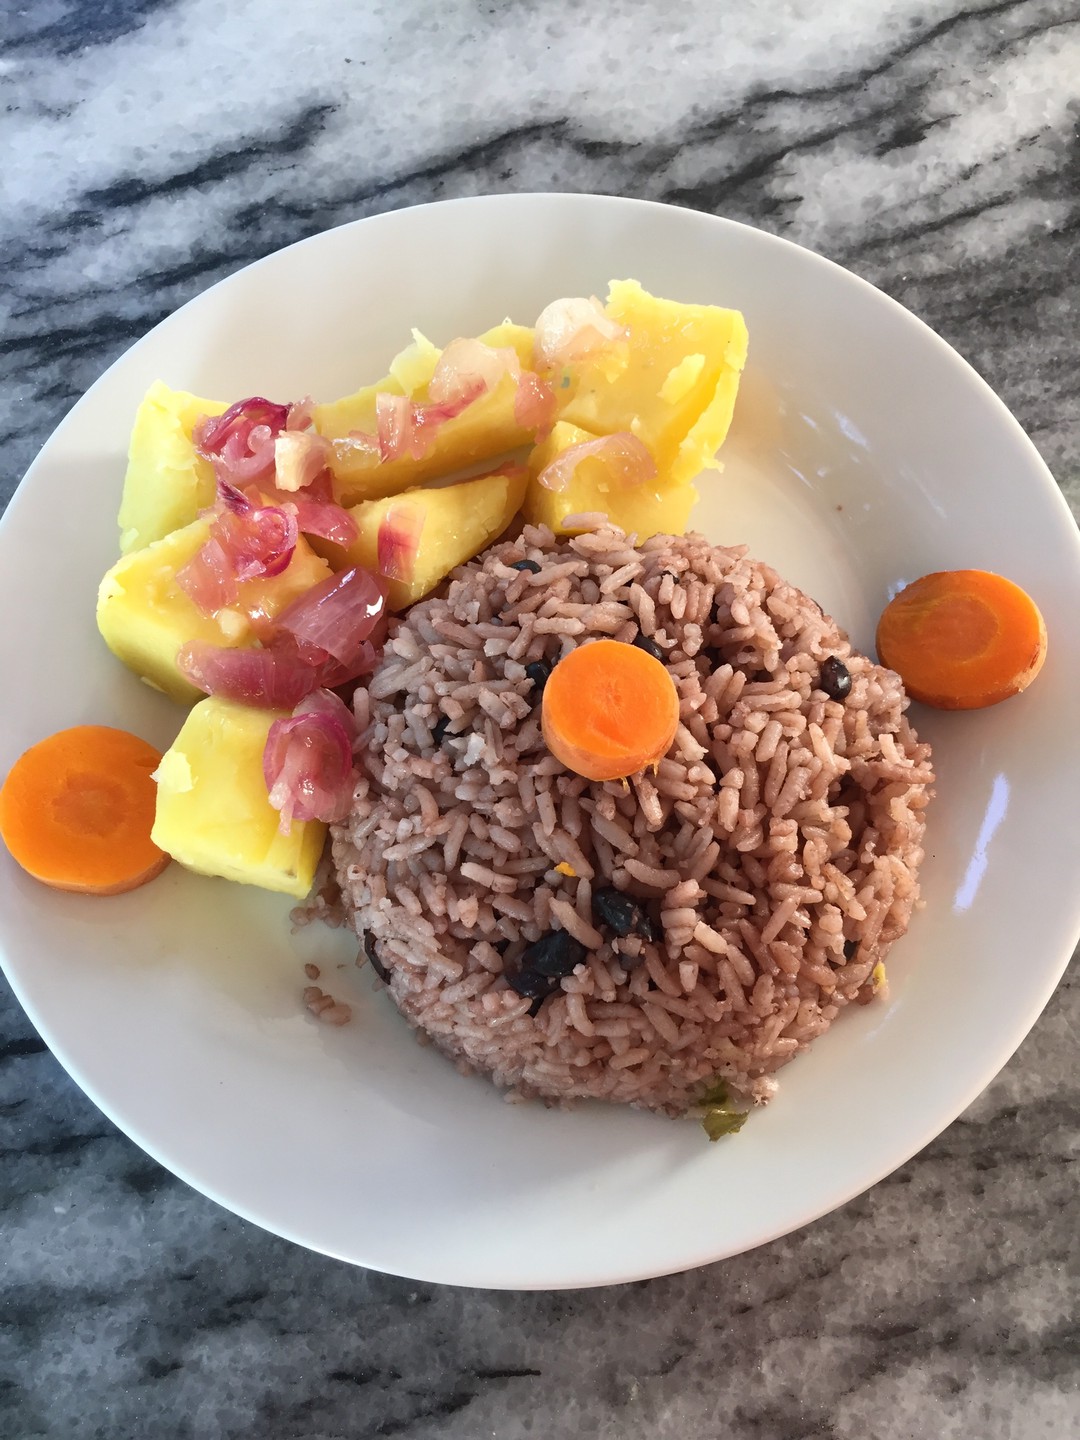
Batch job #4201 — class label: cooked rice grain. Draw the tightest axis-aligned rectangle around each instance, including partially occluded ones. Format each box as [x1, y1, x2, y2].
[331, 525, 933, 1114]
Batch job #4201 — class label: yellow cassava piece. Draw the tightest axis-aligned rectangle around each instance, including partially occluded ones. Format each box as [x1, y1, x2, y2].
[523, 420, 697, 541]
[97, 517, 330, 704]
[118, 381, 228, 553]
[557, 279, 748, 487]
[316, 323, 537, 506]
[313, 464, 527, 610]
[151, 696, 325, 898]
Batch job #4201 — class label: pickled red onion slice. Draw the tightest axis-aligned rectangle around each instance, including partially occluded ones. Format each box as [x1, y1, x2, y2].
[258, 467, 359, 548]
[176, 535, 238, 613]
[536, 432, 656, 493]
[428, 338, 516, 402]
[177, 639, 323, 710]
[274, 566, 386, 669]
[375, 392, 412, 462]
[178, 478, 300, 615]
[432, 338, 555, 439]
[218, 423, 279, 484]
[282, 496, 358, 547]
[275, 430, 331, 492]
[196, 397, 290, 452]
[533, 296, 628, 369]
[293, 467, 335, 503]
[216, 502, 298, 581]
[263, 699, 355, 832]
[196, 398, 291, 486]
[293, 686, 357, 742]
[513, 369, 557, 437]
[177, 626, 378, 709]
[331, 431, 382, 469]
[338, 337, 558, 469]
[177, 566, 385, 708]
[370, 380, 488, 463]
[215, 478, 254, 515]
[317, 638, 380, 689]
[285, 397, 317, 431]
[376, 504, 424, 582]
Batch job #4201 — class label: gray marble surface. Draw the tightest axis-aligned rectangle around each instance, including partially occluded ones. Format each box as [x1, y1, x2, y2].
[2, 2, 1079, 1436]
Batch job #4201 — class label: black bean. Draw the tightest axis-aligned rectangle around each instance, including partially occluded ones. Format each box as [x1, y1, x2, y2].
[506, 967, 558, 1000]
[527, 994, 549, 1018]
[524, 929, 587, 978]
[431, 714, 451, 745]
[819, 657, 852, 701]
[525, 658, 552, 695]
[632, 632, 664, 662]
[639, 910, 661, 944]
[363, 933, 391, 983]
[592, 885, 649, 939]
[592, 885, 659, 942]
[615, 947, 646, 971]
[511, 558, 541, 573]
[843, 938, 859, 961]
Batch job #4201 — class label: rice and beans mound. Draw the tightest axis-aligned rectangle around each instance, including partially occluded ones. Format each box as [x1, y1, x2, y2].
[332, 521, 933, 1115]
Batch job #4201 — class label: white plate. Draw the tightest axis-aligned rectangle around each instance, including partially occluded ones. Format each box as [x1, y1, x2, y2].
[2, 195, 1078, 1290]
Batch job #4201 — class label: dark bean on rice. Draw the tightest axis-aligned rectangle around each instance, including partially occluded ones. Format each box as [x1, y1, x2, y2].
[331, 524, 933, 1115]
[818, 656, 853, 701]
[632, 631, 665, 661]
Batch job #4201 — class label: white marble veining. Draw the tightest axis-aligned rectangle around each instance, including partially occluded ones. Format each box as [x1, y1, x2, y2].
[2, 1, 1078, 1436]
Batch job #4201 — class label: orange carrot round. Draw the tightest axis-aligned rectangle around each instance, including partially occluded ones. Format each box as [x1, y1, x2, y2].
[542, 639, 680, 781]
[876, 569, 1047, 710]
[0, 726, 170, 895]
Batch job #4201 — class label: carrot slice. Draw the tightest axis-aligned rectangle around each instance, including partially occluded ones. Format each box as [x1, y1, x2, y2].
[0, 725, 170, 895]
[876, 570, 1047, 710]
[542, 639, 680, 781]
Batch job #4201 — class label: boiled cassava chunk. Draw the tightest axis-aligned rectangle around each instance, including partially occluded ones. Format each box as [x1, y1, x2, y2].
[317, 464, 528, 610]
[523, 421, 696, 540]
[151, 696, 324, 897]
[97, 517, 330, 704]
[556, 280, 748, 487]
[315, 323, 537, 506]
[387, 329, 443, 394]
[118, 382, 227, 554]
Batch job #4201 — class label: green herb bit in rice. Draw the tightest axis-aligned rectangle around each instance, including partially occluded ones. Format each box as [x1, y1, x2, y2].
[696, 1079, 750, 1142]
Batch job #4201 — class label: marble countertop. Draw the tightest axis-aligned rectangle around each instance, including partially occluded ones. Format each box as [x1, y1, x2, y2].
[2, 2, 1078, 1436]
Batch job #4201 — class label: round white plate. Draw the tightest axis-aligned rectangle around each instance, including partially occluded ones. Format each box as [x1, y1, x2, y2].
[2, 195, 1078, 1290]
